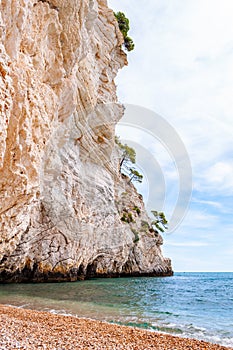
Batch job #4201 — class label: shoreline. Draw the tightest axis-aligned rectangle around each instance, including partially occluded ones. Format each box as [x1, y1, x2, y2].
[0, 304, 232, 349]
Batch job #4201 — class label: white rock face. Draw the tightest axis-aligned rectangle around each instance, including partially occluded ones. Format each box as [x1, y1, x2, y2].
[0, 0, 172, 281]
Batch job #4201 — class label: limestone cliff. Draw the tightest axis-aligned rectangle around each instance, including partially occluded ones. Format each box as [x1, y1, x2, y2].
[0, 0, 172, 282]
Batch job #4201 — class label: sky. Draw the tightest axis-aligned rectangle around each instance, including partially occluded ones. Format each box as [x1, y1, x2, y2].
[108, 0, 233, 272]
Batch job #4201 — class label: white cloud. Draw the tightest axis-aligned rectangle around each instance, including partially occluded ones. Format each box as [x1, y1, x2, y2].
[166, 241, 209, 247]
[192, 198, 222, 209]
[174, 208, 219, 231]
[203, 161, 233, 194]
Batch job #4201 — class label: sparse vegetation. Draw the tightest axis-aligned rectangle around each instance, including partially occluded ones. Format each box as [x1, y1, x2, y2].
[128, 212, 133, 222]
[115, 136, 136, 172]
[114, 11, 135, 52]
[128, 168, 143, 184]
[121, 192, 128, 196]
[115, 136, 143, 185]
[133, 206, 141, 215]
[124, 36, 134, 51]
[121, 211, 134, 223]
[151, 211, 168, 233]
[121, 213, 127, 222]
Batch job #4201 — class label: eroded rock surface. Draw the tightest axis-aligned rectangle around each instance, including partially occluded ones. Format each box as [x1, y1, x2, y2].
[0, 0, 172, 282]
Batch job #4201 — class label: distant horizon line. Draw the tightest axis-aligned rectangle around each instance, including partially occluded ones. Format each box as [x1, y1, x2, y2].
[174, 271, 233, 273]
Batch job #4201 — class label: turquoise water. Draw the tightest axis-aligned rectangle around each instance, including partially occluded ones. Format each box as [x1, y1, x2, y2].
[0, 272, 232, 347]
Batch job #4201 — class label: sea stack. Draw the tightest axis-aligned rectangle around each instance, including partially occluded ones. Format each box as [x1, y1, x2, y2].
[0, 0, 172, 282]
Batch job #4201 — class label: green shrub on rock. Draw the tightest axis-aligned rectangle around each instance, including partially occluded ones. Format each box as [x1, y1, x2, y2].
[124, 36, 134, 51]
[114, 11, 135, 52]
[133, 206, 141, 215]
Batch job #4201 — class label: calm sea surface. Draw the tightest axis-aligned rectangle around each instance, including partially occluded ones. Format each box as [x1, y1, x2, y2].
[0, 272, 232, 347]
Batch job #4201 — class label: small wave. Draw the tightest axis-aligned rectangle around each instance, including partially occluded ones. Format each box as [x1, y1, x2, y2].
[151, 321, 233, 348]
[112, 320, 153, 330]
[154, 325, 183, 334]
[188, 334, 233, 348]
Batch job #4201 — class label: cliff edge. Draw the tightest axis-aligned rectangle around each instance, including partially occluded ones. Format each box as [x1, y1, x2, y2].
[0, 0, 173, 282]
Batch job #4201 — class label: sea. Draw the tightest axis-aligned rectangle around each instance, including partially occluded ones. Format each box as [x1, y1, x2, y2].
[0, 272, 232, 347]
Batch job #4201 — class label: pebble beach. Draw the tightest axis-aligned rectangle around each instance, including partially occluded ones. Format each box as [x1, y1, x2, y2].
[0, 305, 232, 350]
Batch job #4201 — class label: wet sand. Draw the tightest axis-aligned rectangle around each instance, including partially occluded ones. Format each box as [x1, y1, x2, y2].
[0, 304, 232, 349]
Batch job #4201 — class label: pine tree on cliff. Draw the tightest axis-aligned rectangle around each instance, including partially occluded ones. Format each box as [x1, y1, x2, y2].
[114, 11, 135, 52]
[115, 136, 136, 172]
[115, 136, 143, 184]
[151, 211, 168, 233]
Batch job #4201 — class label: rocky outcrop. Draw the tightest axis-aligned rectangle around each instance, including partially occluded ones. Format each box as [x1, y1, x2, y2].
[0, 0, 172, 282]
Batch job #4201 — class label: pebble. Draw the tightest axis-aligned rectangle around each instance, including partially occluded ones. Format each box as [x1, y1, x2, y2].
[0, 305, 232, 350]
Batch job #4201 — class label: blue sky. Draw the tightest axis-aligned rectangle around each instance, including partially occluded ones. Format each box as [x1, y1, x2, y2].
[109, 0, 233, 271]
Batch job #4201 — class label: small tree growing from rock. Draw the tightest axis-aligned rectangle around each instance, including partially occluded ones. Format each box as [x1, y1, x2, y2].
[115, 136, 136, 172]
[128, 168, 143, 184]
[151, 211, 168, 233]
[114, 11, 135, 52]
[115, 136, 143, 184]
